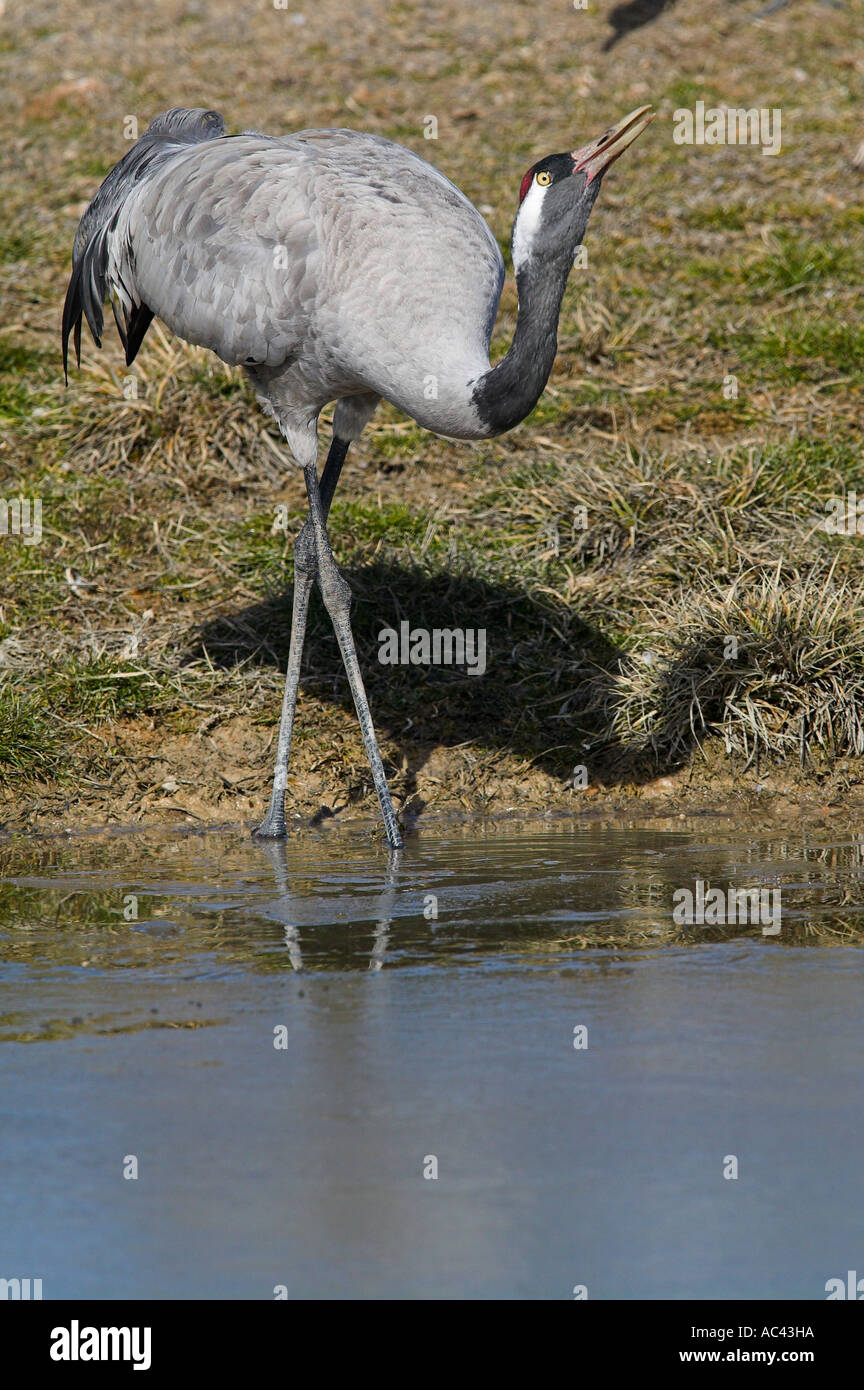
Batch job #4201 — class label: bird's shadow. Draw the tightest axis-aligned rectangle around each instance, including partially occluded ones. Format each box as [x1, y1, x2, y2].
[187, 559, 685, 796]
[601, 0, 845, 51]
[602, 0, 676, 51]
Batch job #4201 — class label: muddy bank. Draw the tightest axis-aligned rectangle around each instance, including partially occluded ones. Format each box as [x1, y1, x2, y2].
[3, 727, 864, 839]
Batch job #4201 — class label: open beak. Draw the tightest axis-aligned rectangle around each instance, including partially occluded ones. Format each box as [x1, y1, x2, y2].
[571, 104, 655, 183]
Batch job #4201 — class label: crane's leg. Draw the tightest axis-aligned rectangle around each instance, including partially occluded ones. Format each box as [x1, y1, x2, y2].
[255, 436, 349, 839]
[302, 457, 404, 851]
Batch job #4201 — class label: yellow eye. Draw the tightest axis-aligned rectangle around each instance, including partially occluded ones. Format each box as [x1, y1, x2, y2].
[536, 170, 552, 187]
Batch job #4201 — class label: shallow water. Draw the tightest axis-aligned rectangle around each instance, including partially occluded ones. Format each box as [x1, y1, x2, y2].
[1, 820, 862, 1299]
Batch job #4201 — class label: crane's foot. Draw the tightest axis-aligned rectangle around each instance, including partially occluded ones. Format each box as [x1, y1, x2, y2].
[255, 808, 404, 848]
[252, 817, 287, 839]
[253, 788, 288, 839]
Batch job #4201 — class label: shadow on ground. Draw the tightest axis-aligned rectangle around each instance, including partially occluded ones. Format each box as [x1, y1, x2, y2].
[188, 559, 686, 795]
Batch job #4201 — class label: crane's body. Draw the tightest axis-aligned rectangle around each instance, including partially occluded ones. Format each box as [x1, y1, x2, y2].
[64, 104, 653, 849]
[100, 129, 506, 452]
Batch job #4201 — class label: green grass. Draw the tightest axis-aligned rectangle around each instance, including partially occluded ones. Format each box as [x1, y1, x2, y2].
[744, 235, 858, 293]
[0, 687, 60, 777]
[681, 204, 751, 231]
[741, 318, 864, 383]
[664, 78, 719, 109]
[364, 426, 428, 459]
[49, 657, 160, 719]
[0, 343, 54, 424]
[0, 229, 42, 263]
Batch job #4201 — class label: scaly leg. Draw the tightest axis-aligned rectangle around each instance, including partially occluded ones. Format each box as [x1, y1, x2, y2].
[254, 435, 349, 838]
[303, 458, 404, 850]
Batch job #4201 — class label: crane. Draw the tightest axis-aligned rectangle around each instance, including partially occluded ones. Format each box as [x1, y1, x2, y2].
[63, 104, 654, 850]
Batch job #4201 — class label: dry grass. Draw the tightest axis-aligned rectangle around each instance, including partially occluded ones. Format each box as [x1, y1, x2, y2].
[1, 0, 864, 830]
[604, 564, 864, 766]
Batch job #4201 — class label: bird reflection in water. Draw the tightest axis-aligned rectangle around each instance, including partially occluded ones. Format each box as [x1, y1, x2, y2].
[254, 839, 403, 972]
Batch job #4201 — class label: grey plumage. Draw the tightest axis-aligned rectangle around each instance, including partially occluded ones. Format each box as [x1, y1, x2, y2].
[63, 105, 652, 848]
[63, 108, 226, 375]
[65, 116, 505, 454]
[71, 107, 227, 266]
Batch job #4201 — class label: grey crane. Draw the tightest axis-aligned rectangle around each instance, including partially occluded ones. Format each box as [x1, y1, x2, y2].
[63, 103, 654, 850]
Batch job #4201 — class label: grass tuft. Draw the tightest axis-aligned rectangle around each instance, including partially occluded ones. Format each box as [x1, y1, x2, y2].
[605, 567, 864, 767]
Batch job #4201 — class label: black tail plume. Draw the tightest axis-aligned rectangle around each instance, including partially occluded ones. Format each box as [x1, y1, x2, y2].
[62, 107, 226, 382]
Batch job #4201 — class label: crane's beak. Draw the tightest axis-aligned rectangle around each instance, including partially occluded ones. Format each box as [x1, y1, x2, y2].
[571, 105, 655, 183]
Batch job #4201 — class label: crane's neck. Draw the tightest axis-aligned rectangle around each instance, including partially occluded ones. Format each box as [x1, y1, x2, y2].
[471, 247, 573, 437]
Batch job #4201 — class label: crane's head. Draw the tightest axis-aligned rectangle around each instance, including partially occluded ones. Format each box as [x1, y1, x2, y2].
[511, 105, 654, 278]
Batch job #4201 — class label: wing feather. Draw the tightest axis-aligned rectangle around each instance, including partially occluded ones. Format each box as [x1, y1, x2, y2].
[62, 108, 226, 380]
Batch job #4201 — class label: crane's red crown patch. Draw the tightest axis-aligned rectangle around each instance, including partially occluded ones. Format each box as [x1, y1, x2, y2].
[518, 168, 535, 204]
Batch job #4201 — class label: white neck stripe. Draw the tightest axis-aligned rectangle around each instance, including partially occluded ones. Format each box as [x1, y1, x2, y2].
[512, 180, 548, 275]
